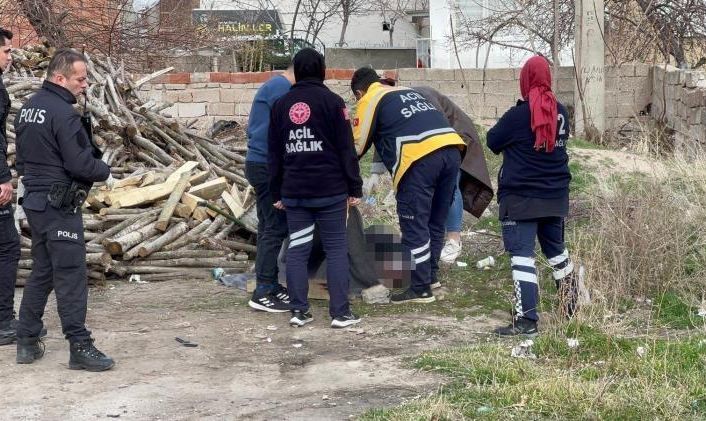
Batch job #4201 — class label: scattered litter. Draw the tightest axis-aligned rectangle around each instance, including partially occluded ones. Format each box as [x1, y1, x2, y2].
[106, 413, 121, 418]
[511, 340, 536, 359]
[174, 337, 198, 348]
[345, 328, 365, 335]
[137, 327, 150, 333]
[361, 284, 390, 304]
[266, 337, 272, 343]
[476, 256, 495, 269]
[456, 261, 468, 268]
[128, 274, 147, 284]
[293, 343, 303, 348]
[567, 338, 579, 348]
[476, 406, 493, 414]
[322, 395, 330, 400]
[697, 300, 706, 317]
[636, 346, 646, 357]
[266, 325, 278, 331]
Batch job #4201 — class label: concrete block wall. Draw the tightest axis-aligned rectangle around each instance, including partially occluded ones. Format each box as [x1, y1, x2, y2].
[138, 64, 706, 150]
[652, 65, 706, 151]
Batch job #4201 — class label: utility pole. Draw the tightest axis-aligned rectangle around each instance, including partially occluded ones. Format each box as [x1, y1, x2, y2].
[574, 0, 605, 139]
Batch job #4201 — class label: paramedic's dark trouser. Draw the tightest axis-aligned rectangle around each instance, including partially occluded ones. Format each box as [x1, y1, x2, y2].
[18, 203, 91, 342]
[396, 147, 461, 293]
[501, 216, 573, 321]
[285, 200, 350, 318]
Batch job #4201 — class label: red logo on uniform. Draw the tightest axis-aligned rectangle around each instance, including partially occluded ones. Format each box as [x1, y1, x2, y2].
[289, 102, 311, 125]
[353, 117, 359, 127]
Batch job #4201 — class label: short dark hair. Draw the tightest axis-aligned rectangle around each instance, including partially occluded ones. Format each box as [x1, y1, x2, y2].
[351, 67, 381, 94]
[0, 28, 13, 46]
[47, 49, 87, 79]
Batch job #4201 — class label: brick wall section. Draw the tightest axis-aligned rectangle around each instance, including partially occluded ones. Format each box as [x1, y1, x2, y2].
[138, 65, 665, 138]
[652, 66, 706, 152]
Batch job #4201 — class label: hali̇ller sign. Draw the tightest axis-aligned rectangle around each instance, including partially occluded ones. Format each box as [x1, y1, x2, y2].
[193, 9, 282, 37]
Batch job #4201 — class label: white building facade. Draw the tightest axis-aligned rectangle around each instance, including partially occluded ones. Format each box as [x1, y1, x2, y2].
[199, 0, 422, 50]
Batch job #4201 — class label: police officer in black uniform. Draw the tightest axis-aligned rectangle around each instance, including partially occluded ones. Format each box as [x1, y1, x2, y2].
[0, 28, 22, 346]
[14, 49, 114, 371]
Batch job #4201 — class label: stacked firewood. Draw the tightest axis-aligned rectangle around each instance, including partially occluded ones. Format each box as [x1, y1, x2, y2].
[5, 43, 258, 285]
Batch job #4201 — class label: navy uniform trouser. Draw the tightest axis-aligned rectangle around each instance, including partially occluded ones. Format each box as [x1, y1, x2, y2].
[396, 147, 461, 293]
[285, 199, 350, 318]
[245, 162, 288, 296]
[17, 202, 91, 342]
[0, 204, 20, 323]
[501, 216, 574, 321]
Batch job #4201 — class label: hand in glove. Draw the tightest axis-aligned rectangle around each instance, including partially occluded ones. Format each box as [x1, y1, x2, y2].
[105, 174, 116, 190]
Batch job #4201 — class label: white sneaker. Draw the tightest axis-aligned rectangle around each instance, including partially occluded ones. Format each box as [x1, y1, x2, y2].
[440, 239, 462, 263]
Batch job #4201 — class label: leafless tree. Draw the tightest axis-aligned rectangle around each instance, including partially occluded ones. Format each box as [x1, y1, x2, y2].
[453, 0, 706, 68]
[300, 0, 341, 45]
[336, 0, 371, 46]
[2, 0, 220, 71]
[453, 0, 574, 66]
[375, 0, 426, 47]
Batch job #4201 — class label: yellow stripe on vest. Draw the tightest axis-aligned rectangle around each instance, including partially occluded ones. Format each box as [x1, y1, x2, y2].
[392, 133, 465, 188]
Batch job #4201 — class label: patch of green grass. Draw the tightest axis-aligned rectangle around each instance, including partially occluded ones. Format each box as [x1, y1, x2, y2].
[472, 215, 501, 235]
[359, 151, 373, 178]
[569, 137, 604, 150]
[361, 322, 706, 420]
[654, 291, 702, 329]
[569, 160, 597, 195]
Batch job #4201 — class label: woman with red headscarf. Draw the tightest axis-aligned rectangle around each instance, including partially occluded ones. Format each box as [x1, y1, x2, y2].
[487, 55, 578, 336]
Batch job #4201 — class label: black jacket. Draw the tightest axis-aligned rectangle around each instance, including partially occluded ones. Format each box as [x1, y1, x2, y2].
[268, 50, 362, 202]
[0, 73, 11, 184]
[487, 100, 571, 200]
[15, 80, 110, 192]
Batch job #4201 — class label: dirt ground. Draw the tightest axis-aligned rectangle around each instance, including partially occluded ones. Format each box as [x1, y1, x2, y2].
[0, 279, 502, 420]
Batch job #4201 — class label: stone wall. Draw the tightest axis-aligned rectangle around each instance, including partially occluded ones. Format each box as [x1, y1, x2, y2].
[652, 66, 706, 152]
[138, 64, 683, 142]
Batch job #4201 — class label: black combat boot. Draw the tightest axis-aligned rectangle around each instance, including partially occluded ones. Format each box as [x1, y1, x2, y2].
[69, 339, 115, 372]
[16, 337, 45, 364]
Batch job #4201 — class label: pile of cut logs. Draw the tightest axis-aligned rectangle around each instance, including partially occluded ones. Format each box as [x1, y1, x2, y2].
[5, 43, 258, 285]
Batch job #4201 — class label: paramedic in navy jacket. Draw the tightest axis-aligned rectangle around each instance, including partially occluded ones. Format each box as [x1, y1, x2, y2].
[487, 55, 579, 336]
[268, 48, 363, 329]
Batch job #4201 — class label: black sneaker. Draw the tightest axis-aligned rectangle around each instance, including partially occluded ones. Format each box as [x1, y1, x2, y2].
[391, 288, 436, 304]
[289, 310, 313, 327]
[331, 313, 361, 329]
[271, 286, 291, 304]
[248, 293, 291, 313]
[493, 317, 538, 337]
